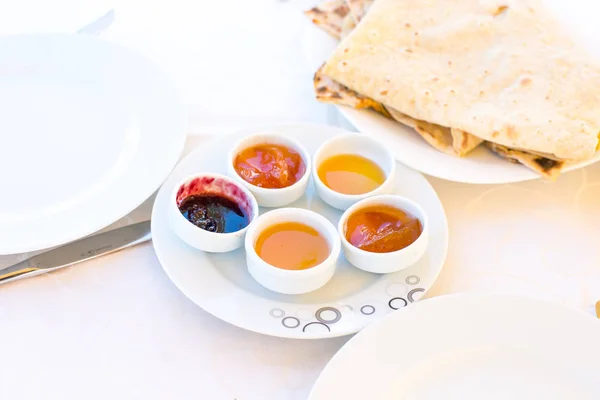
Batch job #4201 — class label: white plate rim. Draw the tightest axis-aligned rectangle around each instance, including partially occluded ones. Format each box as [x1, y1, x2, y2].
[309, 293, 600, 399]
[0, 33, 186, 254]
[302, 24, 600, 184]
[151, 123, 448, 339]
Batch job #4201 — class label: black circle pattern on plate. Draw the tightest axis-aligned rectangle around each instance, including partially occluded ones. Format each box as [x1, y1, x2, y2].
[388, 297, 408, 310]
[303, 322, 331, 332]
[407, 288, 425, 303]
[406, 275, 420, 285]
[270, 308, 285, 318]
[360, 305, 375, 315]
[315, 307, 342, 324]
[282, 317, 300, 329]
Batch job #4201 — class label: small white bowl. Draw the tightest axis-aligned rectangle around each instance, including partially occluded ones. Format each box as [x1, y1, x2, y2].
[312, 133, 396, 210]
[227, 133, 311, 208]
[169, 173, 259, 253]
[245, 208, 341, 294]
[338, 195, 429, 274]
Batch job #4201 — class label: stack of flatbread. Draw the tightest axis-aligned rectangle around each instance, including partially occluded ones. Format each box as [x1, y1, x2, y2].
[305, 0, 600, 179]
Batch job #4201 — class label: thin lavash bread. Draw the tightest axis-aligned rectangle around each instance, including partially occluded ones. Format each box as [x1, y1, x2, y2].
[322, 0, 600, 161]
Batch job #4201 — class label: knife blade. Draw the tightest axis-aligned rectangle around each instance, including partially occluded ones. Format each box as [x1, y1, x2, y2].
[0, 220, 151, 284]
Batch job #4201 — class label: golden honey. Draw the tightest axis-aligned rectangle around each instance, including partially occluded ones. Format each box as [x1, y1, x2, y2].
[255, 222, 329, 270]
[317, 154, 386, 195]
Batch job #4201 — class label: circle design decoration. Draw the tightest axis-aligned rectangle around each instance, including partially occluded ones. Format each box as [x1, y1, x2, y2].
[270, 308, 285, 318]
[303, 322, 331, 333]
[361, 305, 375, 315]
[315, 307, 342, 324]
[407, 288, 425, 303]
[406, 275, 420, 285]
[282, 316, 300, 329]
[388, 297, 408, 310]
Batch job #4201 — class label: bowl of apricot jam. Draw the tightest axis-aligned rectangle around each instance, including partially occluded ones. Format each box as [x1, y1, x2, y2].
[169, 173, 259, 253]
[338, 195, 428, 274]
[313, 133, 396, 210]
[227, 133, 311, 208]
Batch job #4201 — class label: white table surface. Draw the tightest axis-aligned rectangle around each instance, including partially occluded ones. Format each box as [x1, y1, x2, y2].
[2, 1, 600, 399]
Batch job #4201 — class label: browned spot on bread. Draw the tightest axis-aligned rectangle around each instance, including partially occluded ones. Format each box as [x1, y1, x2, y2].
[506, 125, 518, 139]
[520, 77, 532, 86]
[333, 5, 348, 16]
[316, 86, 327, 93]
[380, 90, 388, 95]
[342, 61, 347, 66]
[405, 48, 413, 53]
[493, 5, 509, 16]
[308, 7, 324, 15]
[404, 23, 411, 28]
[534, 157, 560, 172]
[344, 48, 349, 53]
[492, 130, 500, 138]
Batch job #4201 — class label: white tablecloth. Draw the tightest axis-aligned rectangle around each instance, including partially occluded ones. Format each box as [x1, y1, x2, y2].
[2, 1, 600, 399]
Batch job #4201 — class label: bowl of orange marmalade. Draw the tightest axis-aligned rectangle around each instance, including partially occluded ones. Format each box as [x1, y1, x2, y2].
[228, 133, 311, 208]
[313, 134, 396, 210]
[338, 195, 429, 274]
[245, 208, 341, 294]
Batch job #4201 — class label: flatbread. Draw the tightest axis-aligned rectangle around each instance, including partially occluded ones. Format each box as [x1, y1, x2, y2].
[314, 65, 484, 156]
[386, 108, 456, 156]
[486, 143, 564, 180]
[314, 65, 390, 117]
[304, 0, 350, 40]
[314, 64, 561, 176]
[346, 0, 374, 23]
[451, 128, 483, 156]
[322, 0, 600, 160]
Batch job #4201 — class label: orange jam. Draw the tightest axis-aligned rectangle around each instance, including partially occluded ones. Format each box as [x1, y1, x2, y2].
[234, 143, 306, 189]
[345, 205, 422, 253]
[255, 222, 329, 270]
[317, 154, 386, 195]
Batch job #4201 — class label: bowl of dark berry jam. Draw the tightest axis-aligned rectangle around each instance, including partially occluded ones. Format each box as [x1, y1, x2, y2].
[169, 173, 259, 253]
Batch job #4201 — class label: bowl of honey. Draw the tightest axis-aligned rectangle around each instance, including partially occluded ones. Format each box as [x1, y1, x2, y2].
[169, 173, 259, 253]
[338, 195, 429, 273]
[228, 133, 311, 208]
[244, 207, 341, 294]
[312, 134, 396, 210]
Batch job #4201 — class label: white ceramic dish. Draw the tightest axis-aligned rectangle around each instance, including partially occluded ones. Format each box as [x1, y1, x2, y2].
[0, 34, 185, 255]
[338, 195, 428, 274]
[227, 133, 311, 207]
[169, 173, 258, 253]
[245, 208, 340, 294]
[309, 293, 600, 400]
[151, 123, 448, 339]
[312, 133, 396, 210]
[302, 24, 600, 184]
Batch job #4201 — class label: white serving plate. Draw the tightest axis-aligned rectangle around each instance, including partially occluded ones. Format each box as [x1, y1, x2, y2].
[0, 34, 185, 254]
[303, 24, 600, 184]
[151, 123, 448, 339]
[310, 293, 600, 399]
